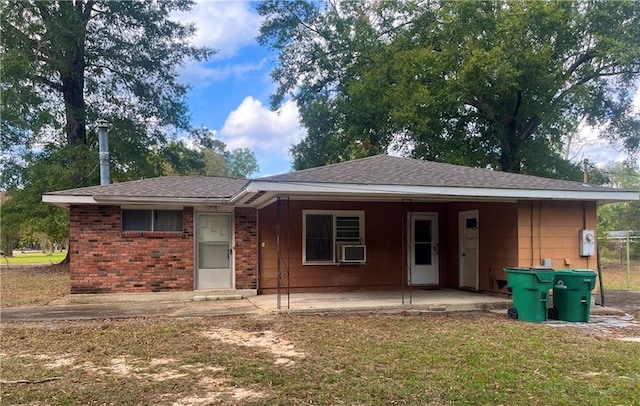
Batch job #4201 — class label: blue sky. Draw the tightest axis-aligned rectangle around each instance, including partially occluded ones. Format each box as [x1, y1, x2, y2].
[173, 1, 638, 178]
[173, 1, 305, 177]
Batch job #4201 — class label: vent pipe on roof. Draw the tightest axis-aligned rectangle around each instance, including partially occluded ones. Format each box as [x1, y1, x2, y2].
[582, 159, 589, 184]
[97, 120, 110, 185]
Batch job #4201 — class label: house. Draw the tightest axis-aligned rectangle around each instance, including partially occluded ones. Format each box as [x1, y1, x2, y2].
[42, 155, 638, 297]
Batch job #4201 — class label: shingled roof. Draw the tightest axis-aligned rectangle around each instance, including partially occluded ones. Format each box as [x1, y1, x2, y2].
[45, 176, 248, 199]
[257, 155, 617, 193]
[43, 155, 637, 207]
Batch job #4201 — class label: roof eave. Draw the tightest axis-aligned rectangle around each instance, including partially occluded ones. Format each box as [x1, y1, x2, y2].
[245, 181, 639, 203]
[42, 194, 97, 208]
[42, 194, 230, 208]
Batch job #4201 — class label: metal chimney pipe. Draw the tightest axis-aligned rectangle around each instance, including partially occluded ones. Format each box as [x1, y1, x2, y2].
[97, 120, 110, 185]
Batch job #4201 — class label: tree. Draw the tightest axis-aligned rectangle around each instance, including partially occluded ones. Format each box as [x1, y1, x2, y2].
[598, 162, 640, 232]
[1, 0, 213, 185]
[0, 146, 72, 256]
[149, 135, 260, 179]
[188, 127, 259, 178]
[258, 0, 640, 178]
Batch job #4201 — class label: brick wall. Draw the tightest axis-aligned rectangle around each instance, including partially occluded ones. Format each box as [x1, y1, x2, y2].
[234, 207, 258, 289]
[69, 205, 195, 293]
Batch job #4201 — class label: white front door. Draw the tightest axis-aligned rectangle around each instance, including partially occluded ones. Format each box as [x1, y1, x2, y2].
[196, 213, 232, 289]
[409, 213, 439, 285]
[459, 210, 479, 290]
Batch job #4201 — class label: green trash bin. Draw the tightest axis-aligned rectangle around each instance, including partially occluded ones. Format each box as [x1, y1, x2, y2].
[550, 269, 597, 322]
[504, 267, 555, 323]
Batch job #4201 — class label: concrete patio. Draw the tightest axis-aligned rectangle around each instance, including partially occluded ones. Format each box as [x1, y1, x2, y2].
[248, 289, 512, 314]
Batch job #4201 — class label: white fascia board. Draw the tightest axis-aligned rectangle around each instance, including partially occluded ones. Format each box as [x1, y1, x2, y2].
[228, 190, 249, 203]
[246, 181, 639, 202]
[42, 195, 98, 205]
[94, 196, 229, 205]
[42, 195, 230, 206]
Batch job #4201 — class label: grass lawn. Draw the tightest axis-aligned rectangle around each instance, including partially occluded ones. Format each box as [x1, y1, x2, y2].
[0, 265, 69, 307]
[1, 251, 66, 265]
[2, 314, 639, 405]
[2, 264, 639, 404]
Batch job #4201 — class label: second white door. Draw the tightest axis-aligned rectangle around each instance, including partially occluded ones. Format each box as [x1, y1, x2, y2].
[459, 210, 479, 290]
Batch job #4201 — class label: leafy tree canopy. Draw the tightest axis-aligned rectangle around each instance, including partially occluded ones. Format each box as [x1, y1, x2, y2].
[1, 0, 213, 186]
[598, 162, 640, 232]
[152, 127, 260, 178]
[258, 0, 640, 179]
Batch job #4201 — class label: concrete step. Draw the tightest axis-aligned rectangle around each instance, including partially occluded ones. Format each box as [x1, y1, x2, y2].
[70, 289, 256, 304]
[193, 295, 244, 301]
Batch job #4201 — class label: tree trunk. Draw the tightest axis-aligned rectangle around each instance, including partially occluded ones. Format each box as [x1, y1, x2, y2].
[500, 119, 520, 173]
[61, 71, 86, 146]
[60, 3, 88, 147]
[36, 1, 91, 148]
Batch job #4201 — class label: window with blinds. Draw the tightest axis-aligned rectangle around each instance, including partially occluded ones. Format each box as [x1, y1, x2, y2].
[303, 210, 364, 263]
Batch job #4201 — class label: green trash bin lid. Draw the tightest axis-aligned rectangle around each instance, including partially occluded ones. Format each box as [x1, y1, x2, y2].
[556, 269, 597, 276]
[570, 268, 597, 274]
[504, 267, 554, 272]
[504, 267, 555, 284]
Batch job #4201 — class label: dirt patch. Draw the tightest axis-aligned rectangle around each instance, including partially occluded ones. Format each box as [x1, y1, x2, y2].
[11, 349, 266, 402]
[168, 376, 265, 405]
[202, 328, 304, 365]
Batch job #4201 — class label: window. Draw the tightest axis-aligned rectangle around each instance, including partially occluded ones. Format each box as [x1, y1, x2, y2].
[303, 210, 364, 263]
[122, 209, 182, 232]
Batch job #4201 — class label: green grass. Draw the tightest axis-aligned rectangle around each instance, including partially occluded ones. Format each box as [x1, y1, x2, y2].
[2, 314, 639, 405]
[1, 251, 66, 265]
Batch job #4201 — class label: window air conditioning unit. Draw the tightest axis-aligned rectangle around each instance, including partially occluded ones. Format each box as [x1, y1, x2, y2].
[338, 245, 366, 263]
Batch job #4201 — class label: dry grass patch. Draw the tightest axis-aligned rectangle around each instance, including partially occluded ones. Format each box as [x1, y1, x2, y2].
[2, 313, 640, 405]
[600, 262, 640, 290]
[0, 264, 69, 307]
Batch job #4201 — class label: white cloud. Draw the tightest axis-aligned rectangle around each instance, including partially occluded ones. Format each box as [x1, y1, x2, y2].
[179, 60, 266, 87]
[172, 0, 262, 58]
[217, 96, 306, 154]
[568, 87, 640, 167]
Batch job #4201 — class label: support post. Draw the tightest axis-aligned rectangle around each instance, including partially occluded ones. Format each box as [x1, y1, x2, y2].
[627, 230, 631, 290]
[276, 197, 290, 309]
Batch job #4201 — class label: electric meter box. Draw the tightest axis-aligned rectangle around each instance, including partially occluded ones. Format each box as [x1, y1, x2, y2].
[579, 229, 595, 257]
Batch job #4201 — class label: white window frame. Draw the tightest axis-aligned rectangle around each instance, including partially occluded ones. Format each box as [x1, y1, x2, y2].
[302, 210, 365, 264]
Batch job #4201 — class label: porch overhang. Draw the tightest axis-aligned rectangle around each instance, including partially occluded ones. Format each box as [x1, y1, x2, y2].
[231, 180, 639, 208]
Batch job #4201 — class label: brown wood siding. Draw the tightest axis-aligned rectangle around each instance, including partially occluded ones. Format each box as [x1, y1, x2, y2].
[258, 200, 448, 293]
[257, 199, 598, 294]
[517, 201, 597, 270]
[447, 202, 519, 293]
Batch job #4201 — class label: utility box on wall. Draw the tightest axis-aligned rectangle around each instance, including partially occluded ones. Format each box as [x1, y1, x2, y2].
[579, 229, 595, 257]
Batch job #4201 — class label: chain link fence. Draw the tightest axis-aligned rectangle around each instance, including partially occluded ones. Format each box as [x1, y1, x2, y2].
[598, 232, 640, 291]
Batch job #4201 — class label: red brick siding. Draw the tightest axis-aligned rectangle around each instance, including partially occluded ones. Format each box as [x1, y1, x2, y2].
[234, 207, 258, 289]
[69, 205, 194, 293]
